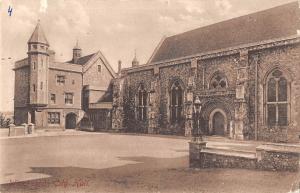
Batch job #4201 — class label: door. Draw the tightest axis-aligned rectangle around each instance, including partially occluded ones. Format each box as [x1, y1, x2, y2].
[212, 112, 225, 136]
[65, 113, 76, 129]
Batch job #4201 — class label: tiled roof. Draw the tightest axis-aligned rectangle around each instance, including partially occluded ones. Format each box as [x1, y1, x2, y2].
[150, 1, 300, 63]
[28, 22, 49, 45]
[67, 53, 96, 65]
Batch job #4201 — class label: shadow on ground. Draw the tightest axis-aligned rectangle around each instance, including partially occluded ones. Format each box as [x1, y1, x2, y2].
[1, 155, 299, 193]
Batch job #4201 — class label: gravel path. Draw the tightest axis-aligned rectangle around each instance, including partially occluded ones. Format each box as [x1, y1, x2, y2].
[0, 133, 299, 193]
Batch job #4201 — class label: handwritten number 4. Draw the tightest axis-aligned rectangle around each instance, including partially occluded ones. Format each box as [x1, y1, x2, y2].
[8, 6, 13, 16]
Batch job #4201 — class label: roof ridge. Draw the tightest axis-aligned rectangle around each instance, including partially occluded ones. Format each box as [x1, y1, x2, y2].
[166, 1, 298, 39]
[150, 1, 299, 63]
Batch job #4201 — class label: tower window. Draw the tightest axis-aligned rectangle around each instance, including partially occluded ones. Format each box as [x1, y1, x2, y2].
[32, 45, 37, 49]
[40, 45, 44, 49]
[72, 80, 75, 84]
[98, 65, 101, 72]
[65, 93, 74, 104]
[33, 84, 36, 92]
[33, 62, 36, 70]
[40, 82, 43, 90]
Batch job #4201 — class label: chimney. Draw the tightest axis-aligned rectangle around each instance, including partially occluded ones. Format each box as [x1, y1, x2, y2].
[118, 60, 122, 74]
[72, 40, 82, 64]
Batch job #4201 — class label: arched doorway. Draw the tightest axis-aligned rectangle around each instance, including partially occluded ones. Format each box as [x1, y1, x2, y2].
[65, 113, 77, 129]
[209, 109, 227, 136]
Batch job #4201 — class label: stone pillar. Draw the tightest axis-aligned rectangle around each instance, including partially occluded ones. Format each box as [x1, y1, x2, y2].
[22, 123, 28, 135]
[28, 123, 35, 134]
[185, 59, 197, 137]
[234, 50, 250, 140]
[148, 78, 159, 134]
[189, 140, 207, 168]
[8, 124, 15, 137]
[112, 78, 124, 131]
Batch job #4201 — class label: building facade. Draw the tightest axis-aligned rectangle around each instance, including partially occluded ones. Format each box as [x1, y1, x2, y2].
[14, 21, 116, 130]
[112, 2, 300, 143]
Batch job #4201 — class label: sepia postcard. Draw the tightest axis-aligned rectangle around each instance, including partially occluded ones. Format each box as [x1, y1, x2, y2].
[0, 0, 300, 192]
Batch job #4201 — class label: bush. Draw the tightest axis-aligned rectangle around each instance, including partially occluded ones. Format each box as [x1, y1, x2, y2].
[0, 113, 12, 128]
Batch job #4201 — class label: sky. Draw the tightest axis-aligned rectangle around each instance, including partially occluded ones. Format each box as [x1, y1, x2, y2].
[0, 0, 296, 112]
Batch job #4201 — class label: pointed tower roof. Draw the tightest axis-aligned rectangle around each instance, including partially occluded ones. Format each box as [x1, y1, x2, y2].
[28, 20, 49, 45]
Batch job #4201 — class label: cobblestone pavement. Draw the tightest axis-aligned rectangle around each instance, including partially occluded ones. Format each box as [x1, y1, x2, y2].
[0, 132, 299, 193]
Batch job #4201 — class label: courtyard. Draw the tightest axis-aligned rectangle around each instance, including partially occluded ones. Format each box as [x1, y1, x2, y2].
[0, 132, 299, 193]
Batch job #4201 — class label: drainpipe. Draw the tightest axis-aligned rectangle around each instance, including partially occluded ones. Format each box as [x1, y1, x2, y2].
[254, 56, 258, 140]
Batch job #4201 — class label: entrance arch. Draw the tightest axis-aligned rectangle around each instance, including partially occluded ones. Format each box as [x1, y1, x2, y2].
[209, 109, 227, 136]
[65, 113, 77, 129]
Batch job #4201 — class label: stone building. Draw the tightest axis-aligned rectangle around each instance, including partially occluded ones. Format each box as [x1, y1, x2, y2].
[14, 21, 116, 130]
[112, 2, 300, 143]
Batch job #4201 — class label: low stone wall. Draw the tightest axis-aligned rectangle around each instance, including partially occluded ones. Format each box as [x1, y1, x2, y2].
[200, 153, 256, 169]
[189, 141, 300, 172]
[8, 123, 35, 137]
[256, 144, 300, 171]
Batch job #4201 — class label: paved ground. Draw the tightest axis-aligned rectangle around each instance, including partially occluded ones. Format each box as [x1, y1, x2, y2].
[0, 132, 299, 193]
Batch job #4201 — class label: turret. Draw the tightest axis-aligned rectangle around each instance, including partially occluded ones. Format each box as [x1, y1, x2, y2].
[72, 40, 82, 64]
[132, 50, 139, 67]
[27, 20, 49, 106]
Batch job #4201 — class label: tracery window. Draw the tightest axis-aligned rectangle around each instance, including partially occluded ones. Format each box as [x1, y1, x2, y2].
[266, 69, 289, 126]
[170, 81, 183, 123]
[210, 73, 227, 89]
[137, 84, 147, 121]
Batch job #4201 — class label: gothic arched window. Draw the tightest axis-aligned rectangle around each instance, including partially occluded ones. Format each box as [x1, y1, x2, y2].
[170, 81, 183, 123]
[266, 69, 289, 126]
[210, 73, 228, 89]
[137, 84, 147, 121]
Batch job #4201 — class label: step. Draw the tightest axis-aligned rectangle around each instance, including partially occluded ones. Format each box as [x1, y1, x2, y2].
[201, 147, 257, 159]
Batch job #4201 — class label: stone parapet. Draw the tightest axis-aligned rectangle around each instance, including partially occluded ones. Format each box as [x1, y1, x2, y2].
[189, 141, 300, 171]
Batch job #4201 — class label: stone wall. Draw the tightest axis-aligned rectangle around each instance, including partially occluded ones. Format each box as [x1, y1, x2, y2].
[48, 69, 82, 109]
[126, 69, 154, 132]
[115, 38, 300, 141]
[159, 63, 191, 134]
[189, 141, 300, 171]
[248, 43, 300, 142]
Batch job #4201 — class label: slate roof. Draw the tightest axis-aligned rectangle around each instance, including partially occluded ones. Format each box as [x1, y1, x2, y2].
[28, 21, 49, 45]
[150, 1, 300, 63]
[67, 53, 97, 65]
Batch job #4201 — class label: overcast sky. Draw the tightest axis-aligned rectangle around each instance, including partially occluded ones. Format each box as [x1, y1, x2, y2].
[0, 0, 296, 111]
